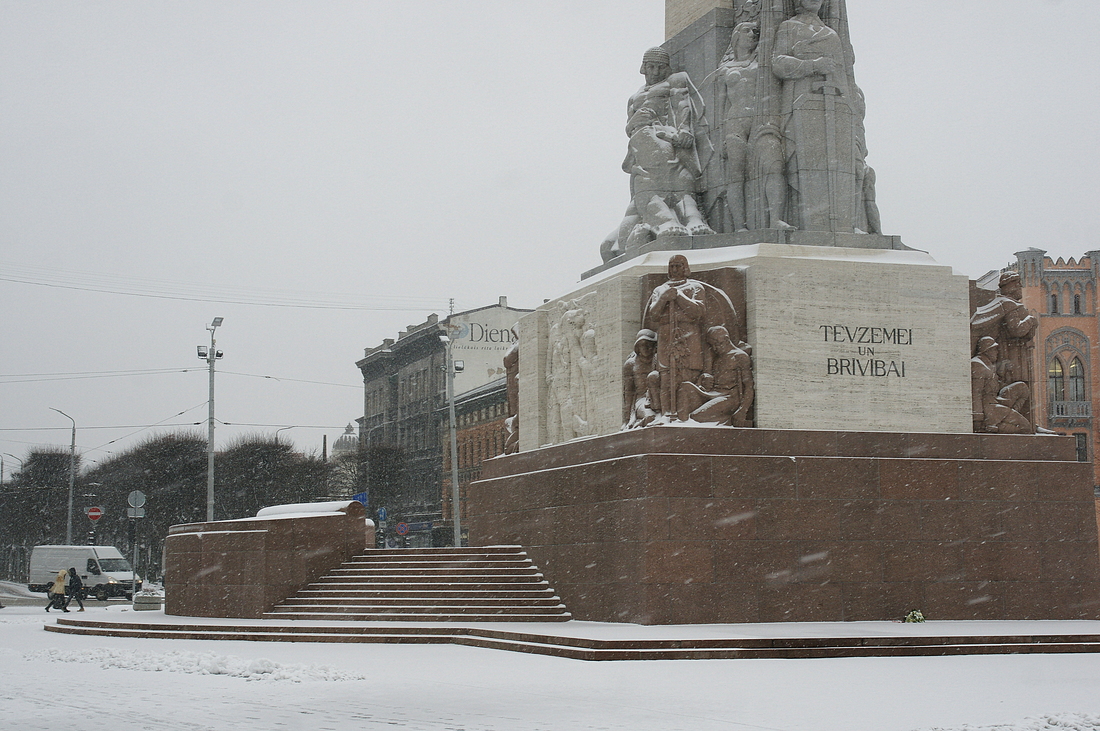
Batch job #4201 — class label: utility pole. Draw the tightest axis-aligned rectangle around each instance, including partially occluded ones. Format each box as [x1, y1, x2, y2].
[49, 408, 77, 544]
[439, 301, 463, 547]
[198, 318, 224, 522]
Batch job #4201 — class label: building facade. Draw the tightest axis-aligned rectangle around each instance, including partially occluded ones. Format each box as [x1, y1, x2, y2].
[982, 249, 1100, 493]
[356, 298, 528, 547]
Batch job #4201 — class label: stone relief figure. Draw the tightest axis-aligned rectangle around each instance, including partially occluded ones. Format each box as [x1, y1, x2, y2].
[502, 330, 519, 454]
[602, 47, 715, 262]
[716, 20, 791, 232]
[642, 255, 741, 421]
[622, 329, 659, 428]
[970, 271, 1038, 427]
[680, 325, 755, 426]
[851, 84, 881, 234]
[971, 337, 1032, 434]
[546, 294, 600, 441]
[772, 0, 862, 232]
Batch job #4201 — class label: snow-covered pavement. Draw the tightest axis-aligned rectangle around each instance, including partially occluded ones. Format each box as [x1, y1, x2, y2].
[3, 604, 1100, 731]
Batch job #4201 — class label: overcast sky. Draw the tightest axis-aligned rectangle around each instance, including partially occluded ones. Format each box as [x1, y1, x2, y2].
[2, 0, 1098, 470]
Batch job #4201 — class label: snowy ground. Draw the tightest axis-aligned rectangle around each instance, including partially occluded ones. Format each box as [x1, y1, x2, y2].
[2, 600, 1100, 731]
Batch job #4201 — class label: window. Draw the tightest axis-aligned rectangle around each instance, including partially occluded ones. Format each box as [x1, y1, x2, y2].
[1069, 358, 1086, 401]
[1074, 433, 1088, 463]
[1074, 294, 1083, 314]
[1049, 359, 1065, 401]
[1051, 294, 1059, 314]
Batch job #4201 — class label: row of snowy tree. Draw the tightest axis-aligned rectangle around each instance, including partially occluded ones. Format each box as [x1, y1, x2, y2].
[0, 433, 361, 582]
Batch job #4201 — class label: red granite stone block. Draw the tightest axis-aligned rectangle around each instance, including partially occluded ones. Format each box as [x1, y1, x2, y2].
[919, 500, 1002, 542]
[880, 582, 926, 620]
[646, 453, 713, 498]
[840, 582, 888, 620]
[200, 530, 267, 553]
[1041, 542, 1100, 582]
[962, 541, 1041, 582]
[642, 540, 714, 584]
[923, 581, 1005, 620]
[758, 584, 844, 623]
[958, 460, 1037, 502]
[711, 455, 797, 500]
[879, 459, 959, 500]
[817, 541, 884, 582]
[901, 433, 980, 460]
[760, 429, 838, 457]
[836, 431, 907, 458]
[639, 497, 673, 541]
[755, 499, 844, 541]
[873, 500, 923, 540]
[1035, 461, 1095, 502]
[883, 541, 963, 582]
[668, 498, 757, 540]
[1035, 502, 1094, 542]
[714, 539, 800, 583]
[795, 457, 879, 500]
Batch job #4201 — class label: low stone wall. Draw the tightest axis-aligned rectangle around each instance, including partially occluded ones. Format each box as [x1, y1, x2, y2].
[469, 427, 1100, 624]
[164, 501, 373, 619]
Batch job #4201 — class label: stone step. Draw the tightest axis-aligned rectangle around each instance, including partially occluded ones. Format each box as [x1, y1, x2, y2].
[45, 618, 1100, 660]
[341, 559, 534, 569]
[278, 596, 565, 607]
[330, 566, 542, 576]
[297, 584, 554, 597]
[261, 611, 572, 622]
[313, 574, 548, 585]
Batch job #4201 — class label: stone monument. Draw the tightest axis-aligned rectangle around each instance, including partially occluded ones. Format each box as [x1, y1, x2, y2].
[468, 0, 1100, 625]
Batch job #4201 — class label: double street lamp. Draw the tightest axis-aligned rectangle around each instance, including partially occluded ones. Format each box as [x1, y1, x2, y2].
[197, 317, 224, 522]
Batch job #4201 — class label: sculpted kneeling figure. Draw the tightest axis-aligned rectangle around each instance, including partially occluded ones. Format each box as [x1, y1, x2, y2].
[971, 336, 1031, 434]
[680, 326, 754, 426]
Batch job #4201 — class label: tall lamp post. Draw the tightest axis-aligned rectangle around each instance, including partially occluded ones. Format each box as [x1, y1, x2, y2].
[49, 408, 77, 544]
[438, 330, 463, 547]
[197, 317, 224, 522]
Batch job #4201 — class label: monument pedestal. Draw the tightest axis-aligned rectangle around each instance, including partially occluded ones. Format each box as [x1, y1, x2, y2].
[469, 427, 1100, 624]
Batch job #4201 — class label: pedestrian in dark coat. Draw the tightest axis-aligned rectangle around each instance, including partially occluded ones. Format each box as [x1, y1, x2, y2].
[64, 567, 85, 612]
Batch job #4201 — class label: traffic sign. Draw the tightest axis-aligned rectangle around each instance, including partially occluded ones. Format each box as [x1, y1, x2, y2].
[395, 522, 409, 535]
[127, 507, 146, 518]
[128, 490, 146, 508]
[377, 507, 387, 522]
[85, 506, 104, 522]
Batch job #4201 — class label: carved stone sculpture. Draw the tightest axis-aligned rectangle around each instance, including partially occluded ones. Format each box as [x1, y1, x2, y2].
[716, 21, 791, 232]
[546, 294, 600, 442]
[642, 255, 740, 421]
[622, 329, 659, 428]
[970, 271, 1038, 427]
[971, 337, 1032, 434]
[602, 48, 714, 262]
[772, 0, 861, 232]
[681, 326, 755, 426]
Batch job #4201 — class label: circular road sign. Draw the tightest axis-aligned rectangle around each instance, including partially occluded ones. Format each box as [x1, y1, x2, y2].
[86, 506, 104, 522]
[395, 522, 409, 536]
[128, 490, 146, 508]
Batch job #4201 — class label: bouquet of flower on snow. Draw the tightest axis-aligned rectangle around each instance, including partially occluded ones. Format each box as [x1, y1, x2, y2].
[903, 609, 926, 623]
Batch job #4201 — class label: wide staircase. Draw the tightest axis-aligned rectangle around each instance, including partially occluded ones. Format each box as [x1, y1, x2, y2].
[262, 546, 571, 622]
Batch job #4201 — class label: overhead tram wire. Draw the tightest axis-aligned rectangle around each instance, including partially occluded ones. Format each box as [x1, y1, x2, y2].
[0, 261, 449, 312]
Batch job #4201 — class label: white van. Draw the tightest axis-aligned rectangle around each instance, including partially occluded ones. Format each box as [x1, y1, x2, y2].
[28, 545, 142, 601]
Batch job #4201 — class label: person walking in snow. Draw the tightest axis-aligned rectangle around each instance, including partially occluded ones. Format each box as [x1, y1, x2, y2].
[64, 567, 85, 612]
[45, 569, 68, 612]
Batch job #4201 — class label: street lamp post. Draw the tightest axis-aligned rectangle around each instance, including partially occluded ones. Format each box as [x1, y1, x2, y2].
[198, 317, 224, 522]
[438, 331, 462, 547]
[49, 408, 77, 544]
[2, 454, 23, 487]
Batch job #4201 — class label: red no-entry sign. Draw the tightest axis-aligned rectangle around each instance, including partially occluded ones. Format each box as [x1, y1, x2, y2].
[86, 506, 104, 522]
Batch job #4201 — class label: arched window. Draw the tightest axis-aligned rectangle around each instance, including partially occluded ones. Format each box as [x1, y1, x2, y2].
[1074, 294, 1082, 314]
[1049, 359, 1065, 402]
[1050, 294, 1059, 314]
[1069, 357, 1086, 401]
